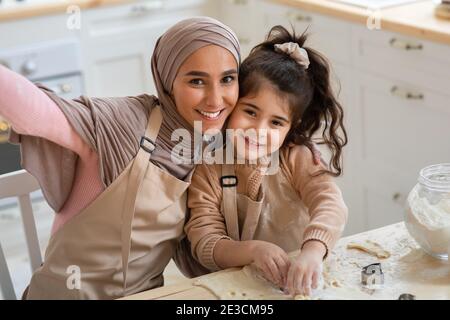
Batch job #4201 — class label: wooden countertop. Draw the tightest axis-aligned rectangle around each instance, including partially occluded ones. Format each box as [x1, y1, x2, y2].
[276, 0, 450, 45]
[0, 0, 136, 22]
[121, 222, 450, 300]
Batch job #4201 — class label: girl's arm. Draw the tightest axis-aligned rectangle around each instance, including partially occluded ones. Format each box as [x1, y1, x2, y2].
[0, 65, 90, 157]
[213, 239, 257, 268]
[288, 145, 348, 257]
[284, 145, 348, 296]
[185, 164, 233, 271]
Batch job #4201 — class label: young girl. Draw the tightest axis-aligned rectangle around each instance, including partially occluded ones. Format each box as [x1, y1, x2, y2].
[185, 25, 348, 297]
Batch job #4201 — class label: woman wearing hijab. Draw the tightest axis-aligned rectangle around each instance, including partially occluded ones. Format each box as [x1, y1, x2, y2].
[0, 17, 240, 299]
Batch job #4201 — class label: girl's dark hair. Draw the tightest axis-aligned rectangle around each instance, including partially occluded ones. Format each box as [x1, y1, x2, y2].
[239, 25, 348, 176]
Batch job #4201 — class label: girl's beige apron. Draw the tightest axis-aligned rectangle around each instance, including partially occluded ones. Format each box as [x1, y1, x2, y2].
[220, 164, 310, 253]
[26, 106, 193, 299]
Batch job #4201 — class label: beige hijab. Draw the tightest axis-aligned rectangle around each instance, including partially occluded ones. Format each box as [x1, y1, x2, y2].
[150, 16, 241, 179]
[10, 17, 240, 212]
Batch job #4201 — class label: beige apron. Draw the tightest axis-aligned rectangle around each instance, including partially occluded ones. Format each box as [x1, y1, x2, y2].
[220, 164, 310, 253]
[25, 106, 195, 300]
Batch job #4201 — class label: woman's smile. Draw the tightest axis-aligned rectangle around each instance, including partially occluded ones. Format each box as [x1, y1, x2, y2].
[195, 108, 226, 121]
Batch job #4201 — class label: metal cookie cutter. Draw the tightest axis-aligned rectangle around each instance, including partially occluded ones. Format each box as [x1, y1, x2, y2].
[361, 263, 384, 286]
[398, 293, 416, 300]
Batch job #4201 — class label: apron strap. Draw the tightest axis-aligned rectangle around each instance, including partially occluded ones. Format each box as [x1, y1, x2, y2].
[220, 164, 240, 241]
[121, 105, 163, 293]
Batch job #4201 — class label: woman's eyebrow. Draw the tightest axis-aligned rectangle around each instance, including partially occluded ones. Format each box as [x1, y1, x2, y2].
[184, 71, 209, 77]
[184, 69, 237, 77]
[222, 69, 238, 76]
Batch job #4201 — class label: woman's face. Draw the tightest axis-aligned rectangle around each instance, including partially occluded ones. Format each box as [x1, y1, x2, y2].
[172, 45, 239, 134]
[227, 81, 292, 161]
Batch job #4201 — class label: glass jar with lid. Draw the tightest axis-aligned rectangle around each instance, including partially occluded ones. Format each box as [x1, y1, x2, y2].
[405, 163, 450, 260]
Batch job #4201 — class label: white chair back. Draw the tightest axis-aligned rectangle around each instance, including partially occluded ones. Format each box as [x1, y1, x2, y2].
[0, 170, 42, 300]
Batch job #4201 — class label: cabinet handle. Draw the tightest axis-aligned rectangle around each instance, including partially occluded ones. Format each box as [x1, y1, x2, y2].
[0, 60, 10, 69]
[391, 86, 424, 100]
[389, 38, 423, 51]
[49, 84, 72, 95]
[130, 1, 164, 14]
[229, 0, 248, 4]
[60, 84, 73, 94]
[0, 119, 10, 133]
[287, 12, 313, 23]
[0, 119, 10, 143]
[392, 192, 402, 202]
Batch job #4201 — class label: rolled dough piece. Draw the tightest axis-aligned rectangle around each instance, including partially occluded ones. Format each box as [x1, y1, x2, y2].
[193, 265, 290, 300]
[346, 240, 391, 259]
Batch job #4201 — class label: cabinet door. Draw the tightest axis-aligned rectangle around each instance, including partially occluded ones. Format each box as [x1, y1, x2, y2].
[84, 36, 156, 97]
[82, 0, 211, 96]
[332, 64, 365, 236]
[260, 1, 352, 66]
[356, 72, 450, 230]
[217, 0, 266, 59]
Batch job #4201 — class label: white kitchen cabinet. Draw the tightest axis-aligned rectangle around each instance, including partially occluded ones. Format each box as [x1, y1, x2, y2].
[82, 0, 212, 96]
[260, 0, 353, 66]
[355, 71, 450, 229]
[332, 64, 365, 236]
[82, 23, 163, 97]
[215, 0, 266, 59]
[352, 25, 450, 95]
[0, 14, 80, 50]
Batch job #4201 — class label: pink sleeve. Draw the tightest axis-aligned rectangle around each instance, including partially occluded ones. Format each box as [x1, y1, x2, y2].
[0, 65, 90, 157]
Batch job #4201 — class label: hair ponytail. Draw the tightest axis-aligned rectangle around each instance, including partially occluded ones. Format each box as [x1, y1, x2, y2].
[290, 45, 348, 177]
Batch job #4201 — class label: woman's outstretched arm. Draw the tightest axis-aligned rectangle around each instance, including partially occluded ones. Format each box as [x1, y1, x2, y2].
[0, 65, 90, 157]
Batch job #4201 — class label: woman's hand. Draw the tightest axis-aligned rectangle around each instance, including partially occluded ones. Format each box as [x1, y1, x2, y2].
[304, 141, 322, 166]
[285, 240, 325, 296]
[250, 241, 290, 288]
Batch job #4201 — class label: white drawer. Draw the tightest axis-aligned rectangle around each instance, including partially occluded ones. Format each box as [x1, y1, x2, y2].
[261, 0, 352, 66]
[84, 0, 209, 38]
[0, 14, 79, 49]
[352, 25, 450, 95]
[357, 72, 450, 177]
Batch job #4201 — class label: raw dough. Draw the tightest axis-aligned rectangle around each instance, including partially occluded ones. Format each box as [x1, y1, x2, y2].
[193, 265, 290, 300]
[192, 263, 373, 300]
[346, 240, 391, 259]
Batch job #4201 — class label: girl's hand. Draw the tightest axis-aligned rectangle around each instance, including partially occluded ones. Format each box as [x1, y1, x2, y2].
[285, 241, 325, 296]
[289, 141, 322, 165]
[251, 241, 290, 288]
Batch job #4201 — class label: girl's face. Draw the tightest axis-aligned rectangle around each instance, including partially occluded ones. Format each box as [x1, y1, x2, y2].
[227, 81, 293, 161]
[172, 45, 239, 134]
